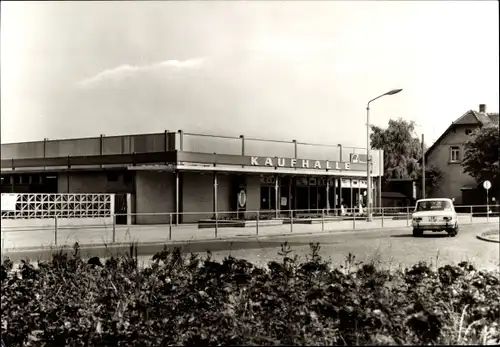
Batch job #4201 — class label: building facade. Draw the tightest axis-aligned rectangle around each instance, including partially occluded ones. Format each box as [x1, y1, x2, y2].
[1, 130, 384, 224]
[424, 104, 499, 205]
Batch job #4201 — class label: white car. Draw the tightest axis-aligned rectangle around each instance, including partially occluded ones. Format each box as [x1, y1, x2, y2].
[411, 198, 459, 237]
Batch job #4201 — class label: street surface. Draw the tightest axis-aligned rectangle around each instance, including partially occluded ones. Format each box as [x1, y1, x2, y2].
[2, 215, 498, 251]
[4, 223, 499, 272]
[136, 223, 500, 271]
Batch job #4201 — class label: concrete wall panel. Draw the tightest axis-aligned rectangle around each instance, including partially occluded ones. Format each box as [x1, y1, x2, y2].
[134, 171, 174, 224]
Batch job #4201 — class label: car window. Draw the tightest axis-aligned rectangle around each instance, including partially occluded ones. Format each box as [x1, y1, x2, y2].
[416, 201, 452, 212]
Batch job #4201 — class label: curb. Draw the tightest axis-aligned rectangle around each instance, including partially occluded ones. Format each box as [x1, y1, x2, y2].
[476, 231, 500, 243]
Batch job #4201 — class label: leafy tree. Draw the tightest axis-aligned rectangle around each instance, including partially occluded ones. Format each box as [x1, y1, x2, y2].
[462, 123, 500, 191]
[415, 165, 445, 197]
[370, 118, 422, 180]
[371, 118, 443, 197]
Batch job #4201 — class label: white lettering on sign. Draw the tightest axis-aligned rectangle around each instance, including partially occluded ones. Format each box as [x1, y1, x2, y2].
[249, 156, 361, 171]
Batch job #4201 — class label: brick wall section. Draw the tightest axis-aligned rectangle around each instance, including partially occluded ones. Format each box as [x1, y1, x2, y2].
[135, 171, 174, 224]
[426, 124, 479, 204]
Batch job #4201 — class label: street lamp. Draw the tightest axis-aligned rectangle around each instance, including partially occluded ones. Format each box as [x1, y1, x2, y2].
[366, 88, 403, 222]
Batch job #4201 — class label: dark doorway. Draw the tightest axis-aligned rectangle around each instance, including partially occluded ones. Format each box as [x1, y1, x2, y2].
[114, 194, 128, 225]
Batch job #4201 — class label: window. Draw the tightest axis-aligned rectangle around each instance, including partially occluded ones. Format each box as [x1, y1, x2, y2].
[416, 200, 452, 212]
[465, 129, 472, 135]
[450, 146, 460, 162]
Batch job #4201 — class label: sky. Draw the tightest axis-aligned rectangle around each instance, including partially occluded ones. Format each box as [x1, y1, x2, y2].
[1, 0, 499, 148]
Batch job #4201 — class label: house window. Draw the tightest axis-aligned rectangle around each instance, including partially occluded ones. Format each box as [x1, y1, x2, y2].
[465, 129, 472, 135]
[450, 146, 460, 162]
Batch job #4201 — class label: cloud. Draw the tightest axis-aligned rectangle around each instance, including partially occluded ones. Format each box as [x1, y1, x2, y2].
[77, 57, 205, 88]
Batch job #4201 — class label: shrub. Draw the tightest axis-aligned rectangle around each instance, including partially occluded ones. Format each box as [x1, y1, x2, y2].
[1, 243, 499, 346]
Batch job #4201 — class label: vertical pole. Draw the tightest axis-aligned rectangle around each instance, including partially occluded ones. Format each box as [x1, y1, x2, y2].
[381, 207, 384, 228]
[66, 171, 70, 192]
[350, 179, 353, 216]
[169, 213, 172, 240]
[378, 149, 382, 211]
[422, 134, 426, 199]
[339, 178, 343, 216]
[366, 104, 372, 222]
[256, 211, 259, 236]
[100, 134, 104, 169]
[353, 210, 356, 230]
[275, 175, 279, 219]
[175, 172, 180, 226]
[290, 211, 293, 233]
[487, 190, 489, 223]
[321, 209, 325, 232]
[214, 172, 218, 238]
[289, 177, 293, 218]
[240, 135, 245, 156]
[164, 130, 169, 151]
[112, 214, 116, 243]
[54, 216, 58, 246]
[358, 183, 361, 216]
[339, 144, 343, 162]
[293, 140, 298, 158]
[470, 205, 473, 223]
[326, 177, 330, 215]
[178, 130, 184, 151]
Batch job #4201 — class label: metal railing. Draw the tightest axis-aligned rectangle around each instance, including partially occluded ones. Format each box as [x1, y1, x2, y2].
[1, 205, 498, 250]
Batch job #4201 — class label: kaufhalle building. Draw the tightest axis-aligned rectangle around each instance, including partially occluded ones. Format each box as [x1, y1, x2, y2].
[0, 130, 384, 224]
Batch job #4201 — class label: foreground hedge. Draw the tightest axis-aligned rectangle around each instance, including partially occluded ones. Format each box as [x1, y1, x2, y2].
[1, 243, 499, 346]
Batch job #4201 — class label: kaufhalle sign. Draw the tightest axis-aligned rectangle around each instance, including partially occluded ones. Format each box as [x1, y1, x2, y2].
[249, 156, 367, 171]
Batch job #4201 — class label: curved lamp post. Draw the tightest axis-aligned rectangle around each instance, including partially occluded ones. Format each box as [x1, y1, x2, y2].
[366, 88, 403, 222]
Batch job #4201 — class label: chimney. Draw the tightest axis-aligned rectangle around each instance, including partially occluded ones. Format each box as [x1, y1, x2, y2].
[479, 104, 486, 113]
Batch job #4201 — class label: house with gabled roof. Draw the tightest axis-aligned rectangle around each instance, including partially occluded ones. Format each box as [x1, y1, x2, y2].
[423, 104, 499, 205]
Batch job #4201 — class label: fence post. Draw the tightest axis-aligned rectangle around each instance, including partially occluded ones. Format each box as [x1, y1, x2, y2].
[321, 209, 325, 232]
[54, 216, 58, 246]
[470, 206, 473, 223]
[406, 206, 410, 226]
[168, 213, 172, 240]
[256, 211, 259, 236]
[112, 214, 116, 243]
[215, 211, 218, 239]
[353, 210, 356, 230]
[381, 207, 384, 228]
[290, 211, 293, 233]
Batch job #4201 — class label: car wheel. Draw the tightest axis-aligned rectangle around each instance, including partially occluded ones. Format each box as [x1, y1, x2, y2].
[413, 228, 423, 237]
[448, 226, 458, 237]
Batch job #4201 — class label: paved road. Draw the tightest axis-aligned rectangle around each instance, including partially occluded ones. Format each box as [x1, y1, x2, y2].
[2, 215, 498, 251]
[5, 223, 499, 272]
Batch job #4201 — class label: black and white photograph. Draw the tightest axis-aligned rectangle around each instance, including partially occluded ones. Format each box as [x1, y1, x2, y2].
[1, 0, 499, 345]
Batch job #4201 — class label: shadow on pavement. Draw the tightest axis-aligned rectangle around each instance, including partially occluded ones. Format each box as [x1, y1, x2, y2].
[390, 233, 450, 239]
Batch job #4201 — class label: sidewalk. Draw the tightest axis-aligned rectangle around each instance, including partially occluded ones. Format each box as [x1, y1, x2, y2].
[2, 215, 498, 252]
